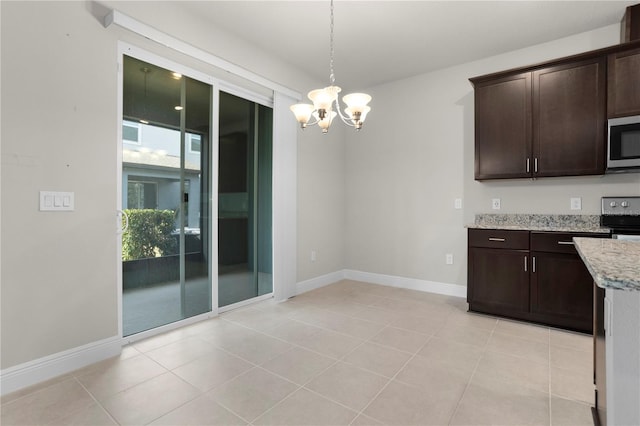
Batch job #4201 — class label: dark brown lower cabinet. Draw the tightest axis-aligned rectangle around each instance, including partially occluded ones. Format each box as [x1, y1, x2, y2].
[530, 252, 595, 332]
[468, 247, 530, 320]
[468, 229, 608, 333]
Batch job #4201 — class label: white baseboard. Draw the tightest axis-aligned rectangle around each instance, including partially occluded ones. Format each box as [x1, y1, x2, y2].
[296, 270, 347, 295]
[0, 335, 121, 396]
[296, 269, 466, 299]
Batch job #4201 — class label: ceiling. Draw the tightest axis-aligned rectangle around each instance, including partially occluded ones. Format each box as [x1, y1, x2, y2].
[180, 1, 637, 90]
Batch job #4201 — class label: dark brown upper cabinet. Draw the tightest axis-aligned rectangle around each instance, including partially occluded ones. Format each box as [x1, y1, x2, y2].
[608, 47, 640, 118]
[533, 57, 606, 177]
[472, 56, 606, 180]
[473, 73, 532, 180]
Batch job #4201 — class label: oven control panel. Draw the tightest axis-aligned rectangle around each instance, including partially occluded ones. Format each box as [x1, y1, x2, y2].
[602, 197, 640, 216]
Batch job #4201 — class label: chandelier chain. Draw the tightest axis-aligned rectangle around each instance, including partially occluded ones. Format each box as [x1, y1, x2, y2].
[329, 0, 335, 85]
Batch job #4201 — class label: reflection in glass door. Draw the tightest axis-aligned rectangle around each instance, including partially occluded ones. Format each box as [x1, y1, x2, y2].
[218, 92, 273, 307]
[121, 55, 212, 336]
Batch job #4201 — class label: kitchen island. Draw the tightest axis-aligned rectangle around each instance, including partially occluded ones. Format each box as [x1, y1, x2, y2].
[573, 237, 640, 426]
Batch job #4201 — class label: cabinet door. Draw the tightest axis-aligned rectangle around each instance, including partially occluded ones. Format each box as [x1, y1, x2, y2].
[474, 73, 532, 180]
[468, 247, 529, 317]
[533, 57, 606, 177]
[608, 47, 640, 118]
[530, 251, 593, 332]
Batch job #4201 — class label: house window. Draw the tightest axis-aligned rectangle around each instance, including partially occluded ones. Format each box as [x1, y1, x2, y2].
[123, 121, 141, 144]
[188, 133, 201, 153]
[127, 180, 157, 209]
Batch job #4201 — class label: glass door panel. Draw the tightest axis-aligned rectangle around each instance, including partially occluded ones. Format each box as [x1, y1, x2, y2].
[122, 55, 212, 336]
[218, 92, 272, 307]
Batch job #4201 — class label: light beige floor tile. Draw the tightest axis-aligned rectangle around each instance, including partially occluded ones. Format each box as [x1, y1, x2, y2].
[350, 414, 384, 425]
[390, 312, 447, 335]
[253, 388, 357, 425]
[222, 307, 290, 331]
[149, 395, 247, 425]
[550, 345, 592, 374]
[495, 319, 550, 344]
[260, 347, 335, 385]
[395, 354, 472, 393]
[550, 366, 593, 404]
[207, 367, 298, 422]
[305, 362, 389, 411]
[435, 321, 493, 348]
[0, 378, 94, 426]
[474, 350, 550, 394]
[101, 372, 200, 425]
[76, 354, 166, 401]
[145, 336, 218, 370]
[550, 328, 592, 351]
[131, 327, 192, 353]
[369, 326, 430, 354]
[363, 379, 460, 425]
[262, 320, 323, 344]
[44, 402, 116, 425]
[416, 337, 483, 374]
[450, 373, 550, 425]
[218, 331, 293, 364]
[550, 396, 594, 426]
[444, 309, 498, 331]
[486, 331, 550, 364]
[321, 315, 387, 340]
[296, 328, 364, 359]
[172, 347, 254, 391]
[349, 306, 401, 324]
[342, 341, 411, 378]
[0, 373, 74, 405]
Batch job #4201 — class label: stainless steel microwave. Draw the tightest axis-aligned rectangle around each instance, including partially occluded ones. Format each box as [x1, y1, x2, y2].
[607, 115, 640, 172]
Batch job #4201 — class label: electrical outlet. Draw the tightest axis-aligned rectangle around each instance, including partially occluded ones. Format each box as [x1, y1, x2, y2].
[570, 197, 582, 210]
[492, 198, 501, 210]
[454, 198, 462, 209]
[310, 250, 317, 262]
[445, 254, 454, 265]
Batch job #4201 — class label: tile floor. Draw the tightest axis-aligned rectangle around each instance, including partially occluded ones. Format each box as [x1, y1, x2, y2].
[1, 280, 595, 425]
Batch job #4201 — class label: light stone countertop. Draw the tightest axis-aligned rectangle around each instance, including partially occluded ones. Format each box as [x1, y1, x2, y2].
[573, 237, 640, 291]
[466, 214, 610, 234]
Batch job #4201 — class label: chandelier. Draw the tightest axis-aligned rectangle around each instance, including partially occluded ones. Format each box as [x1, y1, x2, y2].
[290, 0, 372, 133]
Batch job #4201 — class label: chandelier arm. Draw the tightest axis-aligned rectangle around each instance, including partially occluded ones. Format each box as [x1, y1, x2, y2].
[332, 99, 355, 126]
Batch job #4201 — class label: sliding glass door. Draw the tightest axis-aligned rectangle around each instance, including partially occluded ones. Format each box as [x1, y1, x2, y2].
[218, 92, 273, 308]
[121, 55, 212, 336]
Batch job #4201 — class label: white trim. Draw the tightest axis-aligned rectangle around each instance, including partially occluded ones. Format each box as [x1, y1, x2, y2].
[0, 336, 121, 396]
[296, 270, 347, 295]
[344, 270, 467, 298]
[105, 10, 300, 101]
[294, 269, 467, 299]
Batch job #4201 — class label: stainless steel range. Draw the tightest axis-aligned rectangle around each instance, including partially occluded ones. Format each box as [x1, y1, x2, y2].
[601, 196, 640, 239]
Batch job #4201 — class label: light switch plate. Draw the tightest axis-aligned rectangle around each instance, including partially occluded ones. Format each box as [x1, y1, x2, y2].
[454, 198, 462, 209]
[40, 191, 74, 211]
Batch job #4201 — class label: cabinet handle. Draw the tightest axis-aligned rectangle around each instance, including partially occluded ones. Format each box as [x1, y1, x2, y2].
[532, 256, 536, 273]
[488, 237, 506, 242]
[524, 255, 528, 272]
[557, 241, 574, 246]
[534, 158, 538, 173]
[526, 158, 530, 173]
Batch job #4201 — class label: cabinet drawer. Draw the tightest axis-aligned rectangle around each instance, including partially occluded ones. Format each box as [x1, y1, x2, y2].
[530, 232, 608, 254]
[468, 229, 529, 249]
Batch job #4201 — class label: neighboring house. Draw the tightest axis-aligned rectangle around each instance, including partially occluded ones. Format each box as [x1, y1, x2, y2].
[121, 120, 202, 231]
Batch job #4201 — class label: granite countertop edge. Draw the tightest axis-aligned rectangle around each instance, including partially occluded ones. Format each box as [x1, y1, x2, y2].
[465, 223, 611, 234]
[573, 237, 640, 291]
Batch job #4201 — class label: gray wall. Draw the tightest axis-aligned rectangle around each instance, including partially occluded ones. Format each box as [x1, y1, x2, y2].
[0, 1, 344, 370]
[345, 23, 640, 287]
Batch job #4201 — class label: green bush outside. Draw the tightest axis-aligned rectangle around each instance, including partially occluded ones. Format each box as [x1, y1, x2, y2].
[122, 209, 177, 261]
